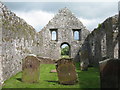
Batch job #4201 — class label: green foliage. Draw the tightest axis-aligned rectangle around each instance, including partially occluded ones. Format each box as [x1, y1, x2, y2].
[61, 46, 69, 56]
[3, 64, 100, 88]
[98, 24, 102, 29]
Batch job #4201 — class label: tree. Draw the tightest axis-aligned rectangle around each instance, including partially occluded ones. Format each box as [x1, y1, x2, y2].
[61, 46, 69, 55]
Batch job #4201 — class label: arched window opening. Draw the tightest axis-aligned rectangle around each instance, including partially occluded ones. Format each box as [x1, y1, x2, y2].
[50, 29, 58, 41]
[52, 31, 57, 40]
[74, 31, 79, 40]
[73, 29, 81, 41]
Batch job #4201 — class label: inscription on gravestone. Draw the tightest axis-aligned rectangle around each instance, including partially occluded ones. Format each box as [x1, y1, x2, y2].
[56, 58, 78, 85]
[22, 55, 40, 83]
[99, 59, 120, 88]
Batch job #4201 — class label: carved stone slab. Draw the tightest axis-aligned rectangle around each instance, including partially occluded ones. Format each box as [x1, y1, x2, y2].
[22, 55, 40, 83]
[99, 59, 120, 88]
[56, 58, 78, 85]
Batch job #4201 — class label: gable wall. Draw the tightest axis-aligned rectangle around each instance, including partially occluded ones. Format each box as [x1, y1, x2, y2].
[38, 9, 90, 61]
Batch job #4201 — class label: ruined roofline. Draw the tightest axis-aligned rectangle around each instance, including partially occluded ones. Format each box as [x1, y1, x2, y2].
[58, 7, 73, 14]
[59, 7, 86, 28]
[88, 14, 118, 37]
[93, 14, 118, 31]
[38, 7, 87, 33]
[1, 1, 37, 33]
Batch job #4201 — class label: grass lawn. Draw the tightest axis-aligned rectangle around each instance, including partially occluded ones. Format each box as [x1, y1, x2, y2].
[61, 55, 70, 58]
[2, 63, 100, 88]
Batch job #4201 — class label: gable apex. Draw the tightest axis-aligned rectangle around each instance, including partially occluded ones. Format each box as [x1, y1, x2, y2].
[58, 7, 73, 15]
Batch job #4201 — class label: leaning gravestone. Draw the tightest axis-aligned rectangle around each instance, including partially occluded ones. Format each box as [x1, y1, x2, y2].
[22, 55, 40, 83]
[99, 59, 120, 88]
[56, 58, 78, 85]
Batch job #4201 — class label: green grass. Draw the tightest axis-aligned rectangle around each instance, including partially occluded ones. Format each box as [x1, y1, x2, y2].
[3, 63, 100, 88]
[61, 55, 70, 58]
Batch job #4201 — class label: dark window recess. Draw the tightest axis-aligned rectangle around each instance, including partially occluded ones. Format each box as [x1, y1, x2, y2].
[30, 65, 32, 68]
[50, 29, 58, 41]
[73, 29, 81, 41]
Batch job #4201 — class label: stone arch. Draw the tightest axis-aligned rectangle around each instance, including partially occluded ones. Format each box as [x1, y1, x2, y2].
[60, 42, 71, 58]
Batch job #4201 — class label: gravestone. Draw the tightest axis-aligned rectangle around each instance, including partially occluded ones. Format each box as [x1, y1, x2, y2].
[22, 55, 40, 83]
[80, 61, 88, 71]
[99, 59, 120, 88]
[80, 43, 89, 71]
[56, 58, 78, 85]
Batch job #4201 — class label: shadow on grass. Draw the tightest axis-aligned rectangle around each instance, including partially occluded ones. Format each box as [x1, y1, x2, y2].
[75, 62, 80, 70]
[75, 63, 100, 88]
[45, 80, 59, 84]
[16, 78, 22, 82]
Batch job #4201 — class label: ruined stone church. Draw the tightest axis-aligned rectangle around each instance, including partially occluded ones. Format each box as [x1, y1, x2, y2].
[37, 8, 89, 61]
[0, 2, 119, 85]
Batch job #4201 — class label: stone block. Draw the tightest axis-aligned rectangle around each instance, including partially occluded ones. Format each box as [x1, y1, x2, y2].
[22, 55, 40, 83]
[56, 58, 78, 85]
[80, 61, 88, 71]
[80, 49, 89, 71]
[99, 59, 120, 88]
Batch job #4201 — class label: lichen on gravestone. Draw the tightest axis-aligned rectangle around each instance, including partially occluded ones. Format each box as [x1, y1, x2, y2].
[22, 55, 40, 83]
[99, 59, 120, 88]
[56, 58, 78, 85]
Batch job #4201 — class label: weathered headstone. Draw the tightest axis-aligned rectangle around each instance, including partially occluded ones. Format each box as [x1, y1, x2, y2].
[56, 58, 78, 85]
[99, 59, 120, 88]
[80, 61, 88, 71]
[22, 55, 40, 83]
[80, 44, 89, 71]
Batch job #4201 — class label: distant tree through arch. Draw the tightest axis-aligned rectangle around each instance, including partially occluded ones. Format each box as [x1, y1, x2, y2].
[60, 43, 70, 58]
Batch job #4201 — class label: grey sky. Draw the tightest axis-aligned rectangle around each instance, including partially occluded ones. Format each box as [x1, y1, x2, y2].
[4, 2, 119, 32]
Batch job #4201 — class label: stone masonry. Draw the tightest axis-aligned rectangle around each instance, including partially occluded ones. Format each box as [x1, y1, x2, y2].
[0, 2, 39, 85]
[118, 1, 120, 58]
[80, 15, 119, 66]
[37, 8, 90, 61]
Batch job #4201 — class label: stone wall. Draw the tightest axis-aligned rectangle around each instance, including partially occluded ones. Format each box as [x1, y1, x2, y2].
[81, 15, 119, 66]
[0, 3, 3, 85]
[0, 2, 39, 84]
[118, 2, 120, 58]
[38, 8, 90, 61]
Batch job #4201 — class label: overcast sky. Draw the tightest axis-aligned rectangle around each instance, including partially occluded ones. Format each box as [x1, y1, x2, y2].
[4, 2, 119, 32]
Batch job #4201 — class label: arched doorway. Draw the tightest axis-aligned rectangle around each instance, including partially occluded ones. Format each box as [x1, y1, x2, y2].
[60, 42, 70, 58]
